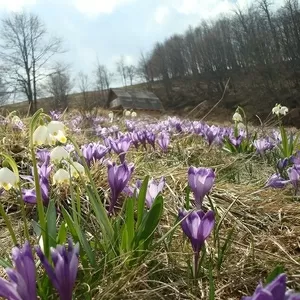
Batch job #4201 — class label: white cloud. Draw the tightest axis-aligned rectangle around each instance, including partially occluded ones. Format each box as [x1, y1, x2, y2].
[171, 0, 233, 18]
[0, 0, 37, 11]
[154, 6, 170, 24]
[73, 0, 136, 17]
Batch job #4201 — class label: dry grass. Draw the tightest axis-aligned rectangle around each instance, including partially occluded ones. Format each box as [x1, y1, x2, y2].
[0, 109, 300, 299]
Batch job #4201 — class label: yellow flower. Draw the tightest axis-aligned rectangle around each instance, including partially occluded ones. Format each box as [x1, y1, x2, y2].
[0, 167, 18, 190]
[53, 169, 70, 185]
[131, 111, 137, 118]
[54, 130, 67, 144]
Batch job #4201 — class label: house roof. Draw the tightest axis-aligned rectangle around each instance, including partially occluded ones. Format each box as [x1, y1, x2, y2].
[108, 88, 164, 111]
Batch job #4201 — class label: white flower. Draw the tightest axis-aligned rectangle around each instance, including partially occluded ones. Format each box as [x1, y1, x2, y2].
[50, 146, 69, 163]
[108, 111, 114, 122]
[123, 109, 131, 117]
[272, 104, 281, 116]
[232, 112, 243, 122]
[0, 167, 18, 190]
[54, 130, 67, 144]
[70, 161, 85, 178]
[11, 116, 21, 124]
[53, 169, 70, 185]
[33, 125, 50, 146]
[279, 106, 288, 116]
[131, 111, 137, 118]
[272, 104, 289, 116]
[237, 122, 246, 130]
[47, 121, 66, 136]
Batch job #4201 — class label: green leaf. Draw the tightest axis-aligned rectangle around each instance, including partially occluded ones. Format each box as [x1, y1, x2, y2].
[134, 195, 163, 251]
[217, 227, 234, 271]
[208, 256, 215, 300]
[185, 186, 191, 210]
[136, 176, 149, 229]
[125, 197, 135, 249]
[265, 265, 284, 284]
[61, 207, 78, 239]
[57, 221, 67, 245]
[61, 207, 96, 267]
[46, 199, 57, 249]
[0, 257, 12, 269]
[86, 185, 114, 246]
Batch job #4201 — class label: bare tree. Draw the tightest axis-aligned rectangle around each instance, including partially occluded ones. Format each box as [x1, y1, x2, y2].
[78, 71, 91, 112]
[126, 65, 136, 85]
[0, 12, 63, 114]
[116, 55, 128, 87]
[46, 63, 72, 110]
[95, 63, 113, 105]
[0, 77, 10, 106]
[137, 51, 154, 88]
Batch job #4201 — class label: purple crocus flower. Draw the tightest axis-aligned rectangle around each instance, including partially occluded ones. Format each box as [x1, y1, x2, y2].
[265, 174, 289, 189]
[204, 125, 219, 146]
[49, 110, 62, 120]
[36, 149, 50, 167]
[291, 151, 300, 166]
[35, 239, 79, 300]
[253, 138, 273, 156]
[157, 132, 170, 152]
[229, 135, 243, 147]
[107, 161, 134, 213]
[22, 159, 51, 205]
[81, 143, 109, 166]
[188, 167, 216, 208]
[288, 167, 300, 191]
[242, 273, 300, 300]
[179, 209, 214, 277]
[0, 241, 37, 300]
[277, 158, 289, 173]
[130, 131, 140, 149]
[109, 136, 131, 163]
[145, 177, 165, 208]
[146, 131, 156, 150]
[137, 131, 147, 149]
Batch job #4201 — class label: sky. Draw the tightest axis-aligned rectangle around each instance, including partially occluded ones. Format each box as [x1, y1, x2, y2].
[0, 0, 286, 92]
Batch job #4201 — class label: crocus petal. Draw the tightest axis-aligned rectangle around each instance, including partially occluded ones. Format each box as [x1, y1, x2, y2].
[0, 277, 21, 300]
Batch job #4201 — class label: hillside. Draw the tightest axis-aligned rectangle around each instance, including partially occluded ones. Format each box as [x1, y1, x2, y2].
[2, 70, 300, 126]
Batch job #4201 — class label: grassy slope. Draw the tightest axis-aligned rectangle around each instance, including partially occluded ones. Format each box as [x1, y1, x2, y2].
[0, 111, 299, 299]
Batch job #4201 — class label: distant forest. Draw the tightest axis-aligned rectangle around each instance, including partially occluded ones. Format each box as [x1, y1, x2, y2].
[138, 0, 300, 113]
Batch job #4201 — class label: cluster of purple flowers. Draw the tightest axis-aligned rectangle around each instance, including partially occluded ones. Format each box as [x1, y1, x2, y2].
[266, 151, 300, 193]
[0, 239, 79, 300]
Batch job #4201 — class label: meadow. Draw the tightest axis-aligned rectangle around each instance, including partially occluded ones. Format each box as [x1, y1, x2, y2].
[0, 105, 299, 300]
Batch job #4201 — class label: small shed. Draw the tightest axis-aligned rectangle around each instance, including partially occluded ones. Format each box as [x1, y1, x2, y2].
[106, 88, 164, 111]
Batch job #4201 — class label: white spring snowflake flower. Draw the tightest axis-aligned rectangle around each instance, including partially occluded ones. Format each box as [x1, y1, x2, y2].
[50, 146, 69, 163]
[232, 112, 243, 122]
[53, 169, 70, 185]
[0, 167, 19, 191]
